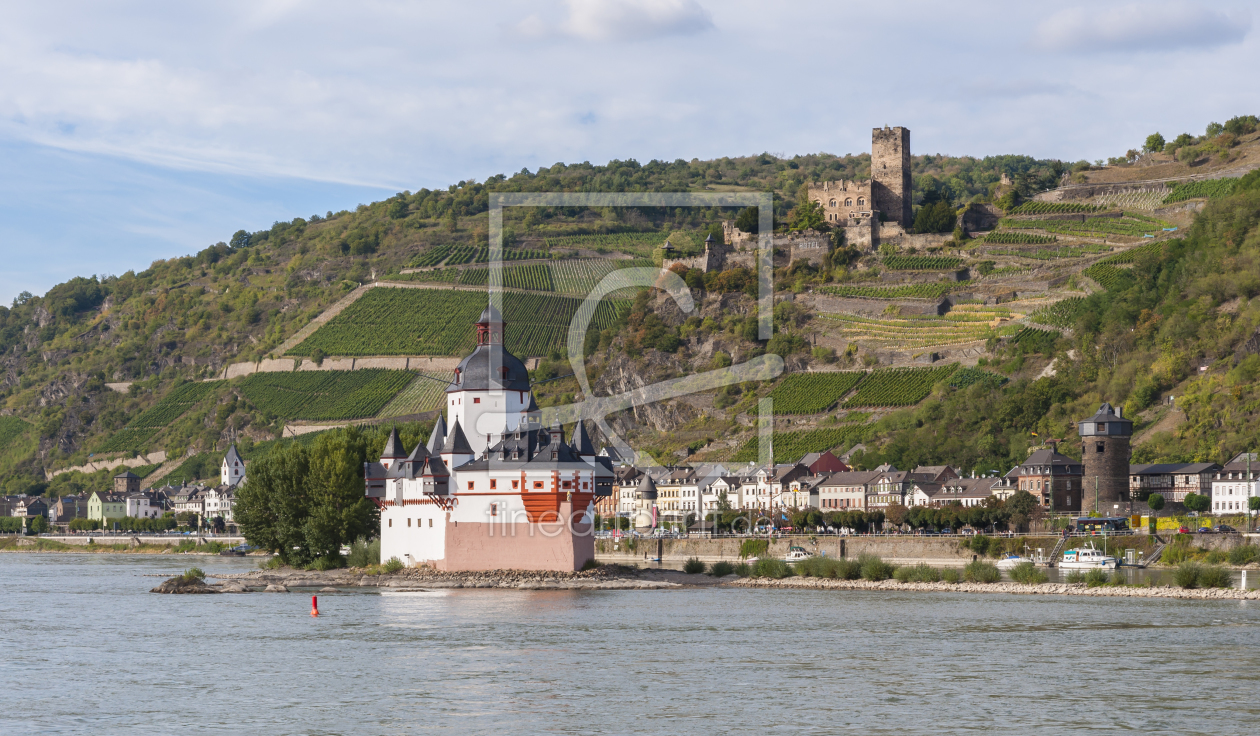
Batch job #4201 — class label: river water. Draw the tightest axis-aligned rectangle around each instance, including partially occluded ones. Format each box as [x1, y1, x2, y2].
[3, 554, 1259, 735]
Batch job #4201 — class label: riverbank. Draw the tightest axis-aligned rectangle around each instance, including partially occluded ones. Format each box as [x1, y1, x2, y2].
[0, 537, 248, 555]
[171, 565, 1260, 599]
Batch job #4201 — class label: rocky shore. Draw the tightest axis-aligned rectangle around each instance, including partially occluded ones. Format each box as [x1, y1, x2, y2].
[147, 565, 1259, 599]
[731, 577, 1260, 600]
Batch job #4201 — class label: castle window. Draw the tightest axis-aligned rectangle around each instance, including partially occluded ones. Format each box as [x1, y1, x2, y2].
[474, 397, 480, 404]
[512, 480, 519, 489]
[1096, 442, 1105, 453]
[845, 198, 852, 206]
[829, 199, 837, 207]
[490, 503, 498, 516]
[490, 479, 497, 490]
[857, 197, 865, 206]
[388, 519, 392, 527]
[429, 518, 433, 527]
[533, 481, 544, 489]
[467, 481, 475, 490]
[407, 518, 411, 527]
[562, 481, 572, 489]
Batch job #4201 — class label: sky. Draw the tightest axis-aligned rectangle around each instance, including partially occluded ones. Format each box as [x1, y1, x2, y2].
[1, 0, 1257, 304]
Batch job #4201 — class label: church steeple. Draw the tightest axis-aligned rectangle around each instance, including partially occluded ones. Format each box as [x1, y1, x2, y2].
[475, 304, 504, 345]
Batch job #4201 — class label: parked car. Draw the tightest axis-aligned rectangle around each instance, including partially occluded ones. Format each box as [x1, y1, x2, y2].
[1215, 525, 1237, 533]
[1177, 526, 1191, 534]
[1197, 527, 1213, 534]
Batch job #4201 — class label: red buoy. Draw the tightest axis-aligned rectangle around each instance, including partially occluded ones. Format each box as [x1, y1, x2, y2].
[311, 595, 319, 617]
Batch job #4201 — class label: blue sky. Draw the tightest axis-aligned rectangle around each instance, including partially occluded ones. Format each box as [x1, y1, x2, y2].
[1, 0, 1256, 304]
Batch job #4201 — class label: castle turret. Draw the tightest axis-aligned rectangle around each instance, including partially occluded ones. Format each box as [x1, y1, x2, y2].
[1078, 403, 1133, 514]
[634, 474, 658, 530]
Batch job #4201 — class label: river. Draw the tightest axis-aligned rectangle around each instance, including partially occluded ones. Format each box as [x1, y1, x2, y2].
[2, 553, 1259, 735]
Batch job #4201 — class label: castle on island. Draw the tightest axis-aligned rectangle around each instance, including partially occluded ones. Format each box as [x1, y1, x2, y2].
[364, 305, 615, 571]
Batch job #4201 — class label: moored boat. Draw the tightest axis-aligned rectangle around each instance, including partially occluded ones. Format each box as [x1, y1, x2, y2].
[1059, 543, 1118, 570]
[783, 546, 813, 563]
[995, 554, 1033, 570]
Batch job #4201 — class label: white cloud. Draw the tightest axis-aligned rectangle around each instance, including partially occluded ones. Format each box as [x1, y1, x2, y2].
[513, 0, 714, 42]
[1033, 2, 1251, 53]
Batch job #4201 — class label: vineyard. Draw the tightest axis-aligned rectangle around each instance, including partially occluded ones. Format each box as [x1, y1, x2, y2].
[1162, 178, 1237, 204]
[1081, 263, 1130, 290]
[377, 371, 451, 417]
[819, 312, 1019, 349]
[1010, 327, 1060, 351]
[239, 370, 414, 421]
[1089, 190, 1168, 211]
[985, 244, 1110, 260]
[998, 213, 1172, 239]
[1029, 297, 1085, 328]
[1101, 240, 1162, 264]
[981, 232, 1058, 245]
[767, 372, 865, 414]
[97, 381, 221, 453]
[949, 367, 1007, 390]
[408, 245, 550, 268]
[288, 288, 630, 357]
[840, 364, 960, 408]
[541, 232, 669, 254]
[731, 424, 869, 464]
[882, 255, 963, 271]
[818, 282, 962, 300]
[1007, 202, 1100, 215]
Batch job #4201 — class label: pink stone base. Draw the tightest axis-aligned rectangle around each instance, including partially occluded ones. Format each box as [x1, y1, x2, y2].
[439, 502, 594, 572]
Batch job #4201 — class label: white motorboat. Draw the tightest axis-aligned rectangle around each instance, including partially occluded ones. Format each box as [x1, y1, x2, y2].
[783, 546, 814, 563]
[995, 554, 1033, 570]
[1059, 543, 1118, 570]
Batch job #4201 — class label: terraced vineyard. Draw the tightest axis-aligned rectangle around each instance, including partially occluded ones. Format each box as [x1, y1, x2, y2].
[999, 213, 1172, 239]
[1010, 327, 1060, 351]
[731, 424, 869, 464]
[542, 232, 669, 255]
[239, 370, 414, 421]
[767, 372, 865, 414]
[882, 256, 963, 271]
[985, 244, 1110, 260]
[1029, 297, 1085, 327]
[1080, 241, 1164, 290]
[1162, 178, 1238, 204]
[288, 288, 630, 357]
[982, 232, 1058, 245]
[818, 311, 1019, 349]
[840, 364, 960, 408]
[377, 371, 451, 417]
[408, 245, 549, 268]
[949, 367, 1007, 390]
[818, 282, 962, 300]
[1008, 202, 1100, 215]
[97, 381, 221, 453]
[1089, 190, 1168, 211]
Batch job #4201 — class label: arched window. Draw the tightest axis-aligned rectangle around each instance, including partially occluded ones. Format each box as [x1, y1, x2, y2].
[845, 198, 852, 206]
[858, 197, 865, 206]
[829, 199, 837, 207]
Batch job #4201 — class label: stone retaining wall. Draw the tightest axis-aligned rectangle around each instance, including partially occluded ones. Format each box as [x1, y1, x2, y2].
[49, 450, 168, 478]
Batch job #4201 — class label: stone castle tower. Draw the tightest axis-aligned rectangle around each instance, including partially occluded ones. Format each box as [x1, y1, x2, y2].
[1077, 403, 1132, 514]
[871, 126, 912, 228]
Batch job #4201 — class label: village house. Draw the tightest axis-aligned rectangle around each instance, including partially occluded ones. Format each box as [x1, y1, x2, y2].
[1013, 447, 1083, 512]
[87, 491, 126, 523]
[1210, 452, 1258, 514]
[1130, 462, 1220, 503]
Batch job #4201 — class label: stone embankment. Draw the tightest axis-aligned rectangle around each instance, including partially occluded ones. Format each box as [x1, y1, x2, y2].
[732, 577, 1260, 600]
[191, 565, 693, 593]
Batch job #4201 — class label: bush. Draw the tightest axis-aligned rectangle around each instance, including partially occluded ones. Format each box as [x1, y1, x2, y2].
[1009, 561, 1048, 585]
[1228, 545, 1259, 566]
[709, 561, 736, 577]
[310, 554, 345, 571]
[1199, 565, 1232, 589]
[1109, 570, 1126, 586]
[1083, 569, 1109, 587]
[580, 558, 601, 571]
[1174, 562, 1203, 589]
[1204, 550, 1227, 565]
[69, 518, 101, 531]
[964, 560, 1000, 584]
[894, 563, 941, 583]
[859, 553, 895, 581]
[346, 537, 381, 568]
[1065, 570, 1086, 584]
[750, 558, 794, 579]
[173, 540, 197, 553]
[733, 562, 752, 577]
[795, 556, 859, 579]
[940, 568, 961, 583]
[739, 539, 769, 559]
[683, 557, 706, 574]
[180, 567, 205, 583]
[382, 557, 405, 574]
[967, 535, 992, 556]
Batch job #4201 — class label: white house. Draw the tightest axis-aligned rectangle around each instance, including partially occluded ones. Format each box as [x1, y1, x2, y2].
[1211, 452, 1257, 514]
[124, 492, 162, 519]
[204, 485, 236, 522]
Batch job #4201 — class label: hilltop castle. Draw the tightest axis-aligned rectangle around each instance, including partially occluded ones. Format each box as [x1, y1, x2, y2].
[364, 305, 615, 571]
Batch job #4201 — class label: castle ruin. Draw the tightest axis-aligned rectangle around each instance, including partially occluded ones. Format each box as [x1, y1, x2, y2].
[805, 125, 914, 247]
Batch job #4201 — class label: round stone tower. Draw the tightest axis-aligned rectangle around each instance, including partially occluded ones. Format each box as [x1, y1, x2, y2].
[1077, 403, 1133, 515]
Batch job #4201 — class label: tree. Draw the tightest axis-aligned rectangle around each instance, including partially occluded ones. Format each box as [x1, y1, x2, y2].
[29, 515, 49, 534]
[235, 429, 379, 566]
[1006, 490, 1038, 532]
[229, 229, 251, 249]
[1183, 492, 1211, 514]
[913, 201, 955, 233]
[1250, 497, 1260, 512]
[1143, 133, 1165, 153]
[1147, 493, 1165, 514]
[788, 197, 826, 232]
[885, 503, 909, 527]
[735, 206, 759, 234]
